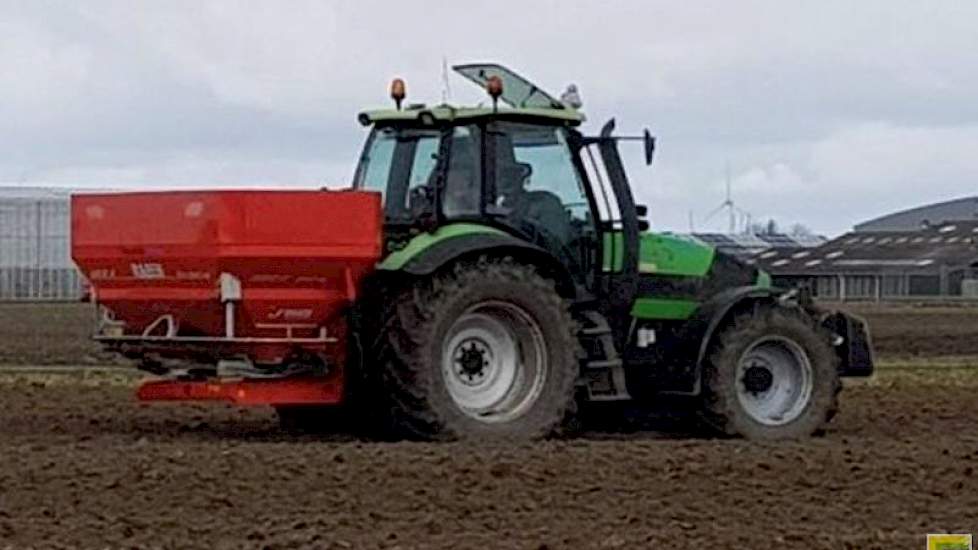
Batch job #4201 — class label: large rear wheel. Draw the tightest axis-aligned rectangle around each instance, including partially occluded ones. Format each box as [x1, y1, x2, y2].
[702, 307, 840, 440]
[379, 258, 578, 440]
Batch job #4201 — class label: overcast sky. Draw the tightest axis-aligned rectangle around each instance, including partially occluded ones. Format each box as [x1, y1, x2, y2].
[2, 1, 977, 235]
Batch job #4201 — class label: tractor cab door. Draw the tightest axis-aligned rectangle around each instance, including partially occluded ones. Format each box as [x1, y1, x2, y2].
[354, 125, 482, 226]
[354, 126, 442, 224]
[574, 123, 645, 333]
[579, 140, 625, 279]
[485, 122, 598, 285]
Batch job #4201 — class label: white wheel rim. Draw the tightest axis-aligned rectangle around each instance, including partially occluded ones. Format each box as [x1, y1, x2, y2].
[441, 301, 548, 423]
[735, 335, 814, 426]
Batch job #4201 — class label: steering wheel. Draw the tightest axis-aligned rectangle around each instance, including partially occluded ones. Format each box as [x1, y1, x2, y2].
[407, 185, 434, 217]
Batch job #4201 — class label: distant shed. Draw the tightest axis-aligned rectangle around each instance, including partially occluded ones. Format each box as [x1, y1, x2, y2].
[753, 221, 978, 301]
[0, 187, 83, 301]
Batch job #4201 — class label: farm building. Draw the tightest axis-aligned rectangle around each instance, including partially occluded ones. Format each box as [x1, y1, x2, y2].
[0, 187, 84, 301]
[754, 219, 978, 301]
[855, 195, 978, 232]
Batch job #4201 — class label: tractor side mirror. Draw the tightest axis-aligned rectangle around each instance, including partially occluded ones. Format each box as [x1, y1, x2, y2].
[643, 129, 656, 165]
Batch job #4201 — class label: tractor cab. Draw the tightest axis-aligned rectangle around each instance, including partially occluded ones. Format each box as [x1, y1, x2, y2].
[353, 63, 654, 310]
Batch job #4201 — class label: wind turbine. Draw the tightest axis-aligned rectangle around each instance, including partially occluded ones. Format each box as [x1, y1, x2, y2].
[704, 164, 736, 233]
[704, 163, 753, 234]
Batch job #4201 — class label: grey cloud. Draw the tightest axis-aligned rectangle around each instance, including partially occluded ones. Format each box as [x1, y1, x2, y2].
[2, 1, 976, 236]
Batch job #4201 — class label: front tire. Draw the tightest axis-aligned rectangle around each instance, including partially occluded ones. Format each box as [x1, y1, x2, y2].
[702, 307, 840, 440]
[379, 258, 578, 441]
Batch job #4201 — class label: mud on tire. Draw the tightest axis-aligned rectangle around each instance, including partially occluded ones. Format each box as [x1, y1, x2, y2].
[701, 307, 841, 440]
[377, 257, 578, 441]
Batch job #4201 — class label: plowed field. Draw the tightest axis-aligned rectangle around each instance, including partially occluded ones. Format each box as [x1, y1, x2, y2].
[0, 368, 975, 549]
[1, 303, 976, 548]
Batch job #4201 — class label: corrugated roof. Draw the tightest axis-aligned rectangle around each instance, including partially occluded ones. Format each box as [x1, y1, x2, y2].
[0, 186, 75, 200]
[754, 221, 978, 274]
[855, 195, 978, 232]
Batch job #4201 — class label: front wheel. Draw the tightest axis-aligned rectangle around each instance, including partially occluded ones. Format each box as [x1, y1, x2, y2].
[701, 308, 840, 440]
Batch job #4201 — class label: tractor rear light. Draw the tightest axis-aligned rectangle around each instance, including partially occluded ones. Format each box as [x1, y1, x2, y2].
[486, 75, 503, 99]
[486, 75, 503, 112]
[390, 78, 406, 110]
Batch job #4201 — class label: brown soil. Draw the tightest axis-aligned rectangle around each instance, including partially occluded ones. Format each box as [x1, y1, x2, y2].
[0, 303, 128, 367]
[839, 303, 978, 360]
[2, 304, 977, 547]
[0, 369, 975, 549]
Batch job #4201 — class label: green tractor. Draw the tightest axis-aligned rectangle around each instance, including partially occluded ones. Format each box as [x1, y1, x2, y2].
[348, 63, 873, 441]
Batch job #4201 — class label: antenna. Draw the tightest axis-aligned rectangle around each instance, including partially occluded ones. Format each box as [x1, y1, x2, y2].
[725, 164, 735, 233]
[441, 56, 452, 104]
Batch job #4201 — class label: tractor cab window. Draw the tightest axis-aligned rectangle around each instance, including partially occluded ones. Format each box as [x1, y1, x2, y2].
[354, 127, 440, 222]
[442, 126, 481, 218]
[490, 123, 594, 271]
[355, 127, 396, 198]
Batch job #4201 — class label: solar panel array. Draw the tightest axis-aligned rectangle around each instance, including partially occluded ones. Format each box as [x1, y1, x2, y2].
[687, 232, 827, 260]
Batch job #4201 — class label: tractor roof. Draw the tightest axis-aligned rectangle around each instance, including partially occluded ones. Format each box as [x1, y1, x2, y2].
[358, 63, 585, 127]
[358, 104, 585, 126]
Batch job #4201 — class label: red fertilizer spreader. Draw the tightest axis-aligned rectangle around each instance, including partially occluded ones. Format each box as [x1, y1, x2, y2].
[71, 190, 382, 406]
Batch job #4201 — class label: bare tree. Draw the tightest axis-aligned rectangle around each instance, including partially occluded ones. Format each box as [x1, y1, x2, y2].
[789, 223, 813, 237]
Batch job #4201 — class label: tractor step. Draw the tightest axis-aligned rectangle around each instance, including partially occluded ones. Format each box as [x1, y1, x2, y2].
[578, 311, 631, 401]
[584, 359, 623, 370]
[580, 325, 612, 336]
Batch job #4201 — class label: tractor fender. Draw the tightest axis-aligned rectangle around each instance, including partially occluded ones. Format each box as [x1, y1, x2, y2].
[394, 232, 578, 298]
[692, 285, 781, 371]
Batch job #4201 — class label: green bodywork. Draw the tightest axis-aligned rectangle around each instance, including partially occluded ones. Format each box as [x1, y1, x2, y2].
[360, 105, 585, 126]
[380, 224, 770, 323]
[631, 297, 701, 320]
[617, 233, 772, 321]
[377, 223, 505, 271]
[603, 232, 715, 276]
[621, 233, 715, 321]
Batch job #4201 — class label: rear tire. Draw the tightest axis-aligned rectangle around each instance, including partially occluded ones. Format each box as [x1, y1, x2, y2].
[378, 258, 578, 441]
[701, 307, 840, 440]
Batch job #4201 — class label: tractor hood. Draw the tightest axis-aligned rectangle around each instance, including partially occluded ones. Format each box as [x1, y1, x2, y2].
[638, 233, 715, 277]
[635, 232, 770, 287]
